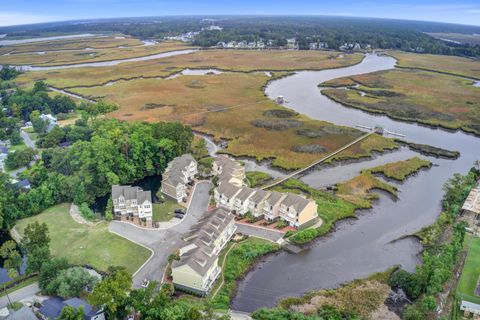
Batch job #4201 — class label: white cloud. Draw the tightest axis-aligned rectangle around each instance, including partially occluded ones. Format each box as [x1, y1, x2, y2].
[465, 9, 480, 13]
[0, 12, 67, 27]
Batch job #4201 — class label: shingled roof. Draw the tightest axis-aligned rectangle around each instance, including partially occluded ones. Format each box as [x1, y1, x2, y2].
[174, 208, 234, 276]
[462, 188, 480, 214]
[111, 185, 151, 204]
[281, 193, 310, 212]
[163, 154, 195, 186]
[216, 182, 242, 199]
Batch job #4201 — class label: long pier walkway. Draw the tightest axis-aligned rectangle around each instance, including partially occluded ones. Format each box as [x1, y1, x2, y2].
[261, 131, 376, 189]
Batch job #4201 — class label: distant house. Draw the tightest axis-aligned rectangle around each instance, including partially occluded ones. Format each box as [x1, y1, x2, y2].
[462, 188, 480, 216]
[16, 179, 31, 190]
[161, 154, 197, 202]
[39, 114, 57, 133]
[172, 208, 236, 296]
[460, 300, 480, 316]
[39, 297, 105, 320]
[212, 155, 245, 187]
[0, 146, 8, 172]
[4, 306, 37, 320]
[111, 185, 153, 220]
[286, 38, 297, 49]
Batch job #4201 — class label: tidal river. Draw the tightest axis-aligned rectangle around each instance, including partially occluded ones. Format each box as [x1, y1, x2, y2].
[231, 54, 480, 312]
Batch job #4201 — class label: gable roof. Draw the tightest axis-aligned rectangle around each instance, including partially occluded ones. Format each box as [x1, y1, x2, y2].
[64, 297, 96, 316]
[249, 189, 269, 204]
[174, 208, 233, 276]
[6, 306, 37, 320]
[111, 185, 151, 204]
[136, 190, 152, 204]
[462, 188, 480, 214]
[163, 154, 196, 186]
[281, 193, 311, 212]
[39, 297, 64, 319]
[264, 191, 285, 206]
[235, 187, 256, 202]
[216, 182, 242, 199]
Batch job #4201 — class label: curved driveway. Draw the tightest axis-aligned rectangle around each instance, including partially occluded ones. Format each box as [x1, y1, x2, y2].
[109, 181, 212, 287]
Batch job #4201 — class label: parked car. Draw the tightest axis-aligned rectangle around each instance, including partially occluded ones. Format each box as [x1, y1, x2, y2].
[175, 213, 184, 219]
[174, 209, 185, 214]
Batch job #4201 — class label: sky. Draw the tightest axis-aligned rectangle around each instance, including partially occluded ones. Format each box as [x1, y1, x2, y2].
[1, 0, 480, 27]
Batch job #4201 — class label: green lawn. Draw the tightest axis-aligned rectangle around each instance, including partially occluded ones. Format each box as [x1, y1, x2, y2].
[246, 171, 273, 188]
[14, 203, 151, 274]
[152, 199, 179, 222]
[8, 141, 27, 152]
[457, 236, 480, 304]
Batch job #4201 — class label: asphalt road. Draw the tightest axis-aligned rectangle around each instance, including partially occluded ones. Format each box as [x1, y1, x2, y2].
[109, 181, 212, 287]
[0, 283, 40, 308]
[235, 223, 284, 243]
[20, 130, 35, 149]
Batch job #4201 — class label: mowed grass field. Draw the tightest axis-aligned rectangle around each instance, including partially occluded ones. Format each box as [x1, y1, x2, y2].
[71, 70, 396, 169]
[14, 203, 151, 274]
[457, 236, 480, 304]
[0, 40, 192, 66]
[322, 68, 480, 135]
[389, 50, 480, 79]
[15, 50, 363, 88]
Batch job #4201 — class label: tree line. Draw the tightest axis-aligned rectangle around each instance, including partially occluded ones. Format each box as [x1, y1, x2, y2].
[0, 119, 193, 229]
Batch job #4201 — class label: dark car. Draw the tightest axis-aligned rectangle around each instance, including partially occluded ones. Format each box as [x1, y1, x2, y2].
[175, 213, 184, 219]
[174, 209, 185, 214]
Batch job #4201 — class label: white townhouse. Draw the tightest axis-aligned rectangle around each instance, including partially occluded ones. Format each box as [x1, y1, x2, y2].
[111, 185, 153, 220]
[161, 154, 198, 202]
[214, 182, 242, 211]
[247, 189, 270, 218]
[233, 186, 256, 216]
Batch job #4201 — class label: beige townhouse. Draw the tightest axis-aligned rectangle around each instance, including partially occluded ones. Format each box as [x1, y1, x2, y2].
[161, 154, 198, 203]
[172, 208, 236, 296]
[213, 155, 245, 187]
[262, 191, 287, 222]
[279, 193, 318, 229]
[111, 185, 153, 220]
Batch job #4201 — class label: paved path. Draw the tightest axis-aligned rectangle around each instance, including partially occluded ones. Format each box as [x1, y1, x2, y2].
[20, 130, 36, 150]
[0, 283, 40, 308]
[235, 223, 284, 243]
[109, 181, 212, 287]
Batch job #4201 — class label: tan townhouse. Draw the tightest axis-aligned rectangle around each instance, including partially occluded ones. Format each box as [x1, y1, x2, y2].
[262, 191, 287, 222]
[111, 185, 152, 220]
[161, 154, 198, 203]
[213, 155, 245, 187]
[279, 193, 318, 229]
[172, 208, 236, 296]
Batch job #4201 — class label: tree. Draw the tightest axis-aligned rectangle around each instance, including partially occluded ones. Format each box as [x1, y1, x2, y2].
[4, 147, 36, 170]
[105, 197, 114, 221]
[88, 268, 132, 319]
[50, 267, 97, 298]
[39, 257, 70, 294]
[21, 221, 50, 274]
[30, 110, 49, 134]
[57, 305, 85, 320]
[0, 240, 22, 275]
[0, 65, 20, 81]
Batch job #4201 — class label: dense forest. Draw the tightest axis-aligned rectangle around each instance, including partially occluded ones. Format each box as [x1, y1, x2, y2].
[1, 16, 480, 57]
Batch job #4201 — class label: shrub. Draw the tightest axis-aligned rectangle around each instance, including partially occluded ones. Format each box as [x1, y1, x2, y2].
[291, 144, 329, 154]
[263, 109, 298, 118]
[79, 203, 95, 221]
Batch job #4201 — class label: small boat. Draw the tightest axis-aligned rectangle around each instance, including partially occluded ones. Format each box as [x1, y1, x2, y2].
[276, 95, 284, 104]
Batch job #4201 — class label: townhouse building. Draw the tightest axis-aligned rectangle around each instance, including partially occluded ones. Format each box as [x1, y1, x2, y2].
[172, 208, 236, 296]
[161, 154, 197, 202]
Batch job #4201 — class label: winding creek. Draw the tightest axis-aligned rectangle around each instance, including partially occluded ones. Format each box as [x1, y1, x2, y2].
[5, 49, 480, 309]
[230, 53, 480, 312]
